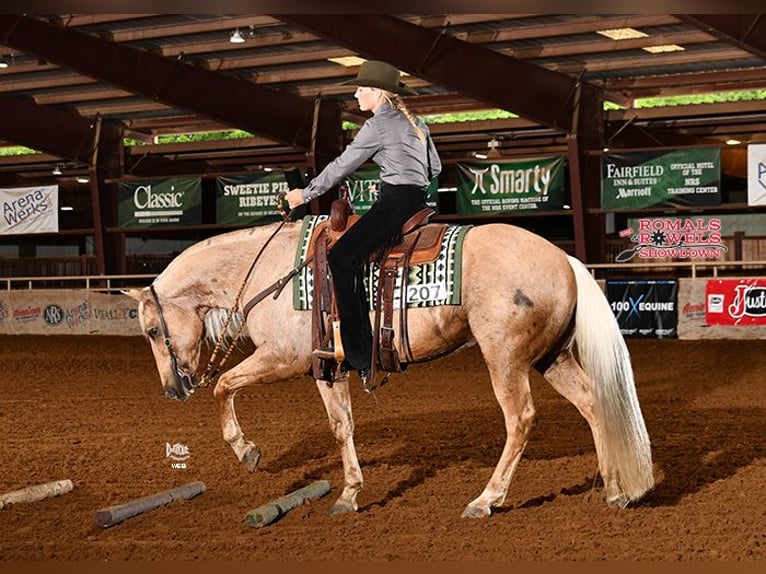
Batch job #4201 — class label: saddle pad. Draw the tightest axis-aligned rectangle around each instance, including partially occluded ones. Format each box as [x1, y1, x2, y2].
[292, 215, 471, 310]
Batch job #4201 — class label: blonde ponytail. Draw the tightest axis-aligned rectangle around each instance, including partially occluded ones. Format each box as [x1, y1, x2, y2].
[384, 92, 426, 144]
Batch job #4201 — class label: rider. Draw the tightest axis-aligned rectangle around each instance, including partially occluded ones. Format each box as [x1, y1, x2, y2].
[285, 60, 442, 383]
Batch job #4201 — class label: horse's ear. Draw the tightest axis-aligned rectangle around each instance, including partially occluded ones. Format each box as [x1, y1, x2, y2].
[121, 288, 145, 301]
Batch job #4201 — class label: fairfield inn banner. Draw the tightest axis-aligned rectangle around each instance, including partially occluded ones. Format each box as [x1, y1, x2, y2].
[0, 185, 58, 235]
[216, 172, 289, 224]
[601, 147, 721, 210]
[118, 177, 201, 228]
[456, 156, 566, 215]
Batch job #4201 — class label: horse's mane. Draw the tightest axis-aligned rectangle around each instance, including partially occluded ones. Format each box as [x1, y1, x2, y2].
[203, 307, 248, 348]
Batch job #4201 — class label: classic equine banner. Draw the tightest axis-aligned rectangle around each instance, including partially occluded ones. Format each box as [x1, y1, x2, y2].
[216, 172, 289, 224]
[118, 177, 202, 228]
[455, 155, 566, 215]
[747, 143, 766, 206]
[601, 147, 721, 210]
[606, 279, 678, 338]
[705, 278, 766, 326]
[343, 166, 438, 215]
[0, 185, 58, 235]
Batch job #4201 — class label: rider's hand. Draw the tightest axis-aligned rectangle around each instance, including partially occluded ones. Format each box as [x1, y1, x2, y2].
[285, 188, 305, 209]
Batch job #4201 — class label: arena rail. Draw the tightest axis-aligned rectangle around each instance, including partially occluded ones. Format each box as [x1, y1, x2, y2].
[1, 260, 764, 292]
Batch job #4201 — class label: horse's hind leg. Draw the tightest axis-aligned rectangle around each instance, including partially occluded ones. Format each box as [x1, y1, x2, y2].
[463, 364, 536, 519]
[541, 350, 621, 505]
[315, 377, 363, 515]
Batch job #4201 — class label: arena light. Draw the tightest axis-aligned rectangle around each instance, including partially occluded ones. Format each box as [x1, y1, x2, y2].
[229, 29, 245, 44]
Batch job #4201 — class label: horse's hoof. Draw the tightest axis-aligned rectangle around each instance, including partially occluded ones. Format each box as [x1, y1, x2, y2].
[328, 501, 356, 516]
[242, 444, 261, 472]
[461, 505, 491, 519]
[607, 494, 630, 509]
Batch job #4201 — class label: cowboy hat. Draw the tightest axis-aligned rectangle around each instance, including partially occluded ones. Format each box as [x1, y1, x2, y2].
[340, 60, 416, 96]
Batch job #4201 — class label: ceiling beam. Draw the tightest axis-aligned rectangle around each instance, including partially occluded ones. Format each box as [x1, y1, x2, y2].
[0, 94, 122, 169]
[277, 14, 607, 134]
[0, 14, 338, 160]
[679, 14, 766, 61]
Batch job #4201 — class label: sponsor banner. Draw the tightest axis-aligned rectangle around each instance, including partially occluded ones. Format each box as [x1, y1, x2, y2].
[0, 291, 141, 335]
[0, 185, 58, 235]
[456, 155, 566, 215]
[343, 166, 438, 215]
[215, 172, 289, 224]
[606, 279, 678, 338]
[601, 148, 720, 210]
[705, 278, 766, 326]
[118, 177, 201, 228]
[615, 216, 727, 262]
[747, 143, 766, 206]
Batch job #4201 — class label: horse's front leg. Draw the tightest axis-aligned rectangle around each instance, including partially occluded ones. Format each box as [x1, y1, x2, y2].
[315, 376, 363, 515]
[212, 349, 301, 471]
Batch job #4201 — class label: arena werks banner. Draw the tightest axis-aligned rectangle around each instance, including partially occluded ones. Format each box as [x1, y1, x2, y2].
[747, 143, 766, 206]
[606, 279, 678, 338]
[215, 172, 289, 224]
[0, 185, 58, 235]
[601, 147, 721, 210]
[118, 177, 201, 228]
[455, 155, 566, 215]
[705, 278, 766, 326]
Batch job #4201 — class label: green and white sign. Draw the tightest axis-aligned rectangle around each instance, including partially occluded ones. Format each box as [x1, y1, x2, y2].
[216, 172, 289, 224]
[343, 166, 438, 215]
[119, 177, 201, 228]
[455, 155, 566, 215]
[601, 147, 721, 210]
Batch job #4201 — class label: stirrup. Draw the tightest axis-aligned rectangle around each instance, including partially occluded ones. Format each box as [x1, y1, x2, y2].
[312, 347, 337, 360]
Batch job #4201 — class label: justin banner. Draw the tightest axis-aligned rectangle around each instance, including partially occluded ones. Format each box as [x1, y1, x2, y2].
[456, 155, 566, 215]
[601, 147, 720, 210]
[0, 185, 58, 235]
[747, 143, 766, 206]
[705, 278, 766, 326]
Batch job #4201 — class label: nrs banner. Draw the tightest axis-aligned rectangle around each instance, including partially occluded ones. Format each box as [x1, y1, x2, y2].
[0, 185, 58, 235]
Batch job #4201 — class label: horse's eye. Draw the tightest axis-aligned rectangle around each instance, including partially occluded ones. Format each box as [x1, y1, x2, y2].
[147, 326, 160, 339]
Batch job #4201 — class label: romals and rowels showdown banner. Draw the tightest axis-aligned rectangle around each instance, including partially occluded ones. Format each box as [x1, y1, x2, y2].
[1, 185, 58, 235]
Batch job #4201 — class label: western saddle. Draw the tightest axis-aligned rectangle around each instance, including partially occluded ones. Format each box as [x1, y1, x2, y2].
[308, 198, 447, 388]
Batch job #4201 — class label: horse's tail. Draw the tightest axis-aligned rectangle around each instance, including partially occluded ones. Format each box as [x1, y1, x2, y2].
[567, 256, 654, 504]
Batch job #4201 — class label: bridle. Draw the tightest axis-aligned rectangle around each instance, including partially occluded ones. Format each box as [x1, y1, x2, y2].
[149, 283, 196, 395]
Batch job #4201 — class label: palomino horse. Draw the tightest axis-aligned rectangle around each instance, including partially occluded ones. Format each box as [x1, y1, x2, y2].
[124, 219, 654, 518]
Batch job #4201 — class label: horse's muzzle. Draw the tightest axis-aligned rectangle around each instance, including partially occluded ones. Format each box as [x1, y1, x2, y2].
[164, 369, 196, 402]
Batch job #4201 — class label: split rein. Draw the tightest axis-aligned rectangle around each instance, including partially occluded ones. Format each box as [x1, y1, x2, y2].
[151, 196, 309, 391]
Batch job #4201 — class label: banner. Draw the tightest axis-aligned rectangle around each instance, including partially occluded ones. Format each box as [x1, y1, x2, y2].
[705, 278, 766, 326]
[747, 143, 766, 206]
[456, 155, 566, 215]
[0, 185, 58, 235]
[118, 177, 201, 228]
[342, 166, 438, 215]
[606, 279, 678, 338]
[601, 148, 720, 210]
[216, 172, 288, 224]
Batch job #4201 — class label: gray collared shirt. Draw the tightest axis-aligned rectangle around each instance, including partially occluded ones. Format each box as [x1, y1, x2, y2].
[301, 101, 441, 203]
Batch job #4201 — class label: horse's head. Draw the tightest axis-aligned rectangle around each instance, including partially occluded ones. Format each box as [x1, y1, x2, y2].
[124, 286, 205, 402]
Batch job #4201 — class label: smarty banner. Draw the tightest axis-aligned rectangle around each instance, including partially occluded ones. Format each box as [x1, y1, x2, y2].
[456, 155, 566, 215]
[216, 172, 289, 224]
[119, 177, 201, 228]
[705, 279, 766, 326]
[601, 147, 721, 210]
